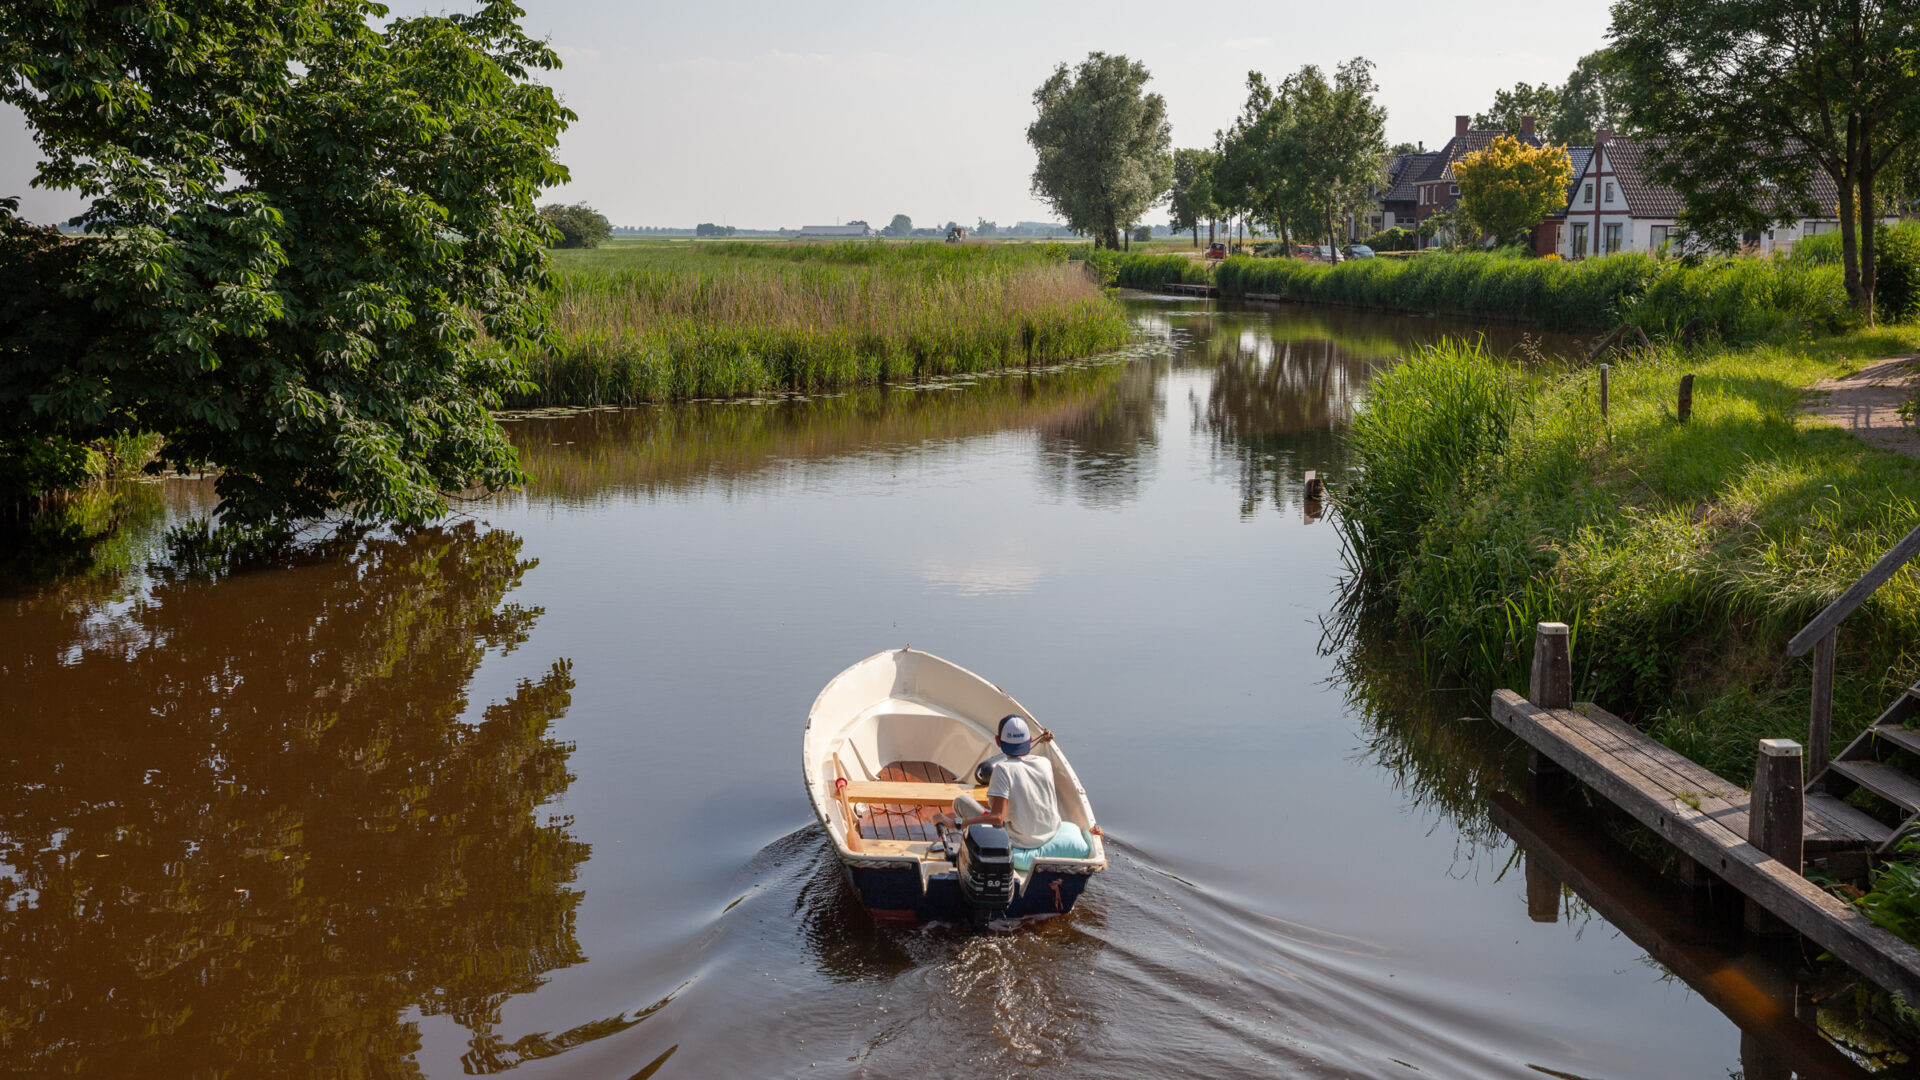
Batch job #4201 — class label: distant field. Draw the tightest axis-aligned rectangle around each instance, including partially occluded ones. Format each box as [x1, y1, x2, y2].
[518, 241, 1131, 405]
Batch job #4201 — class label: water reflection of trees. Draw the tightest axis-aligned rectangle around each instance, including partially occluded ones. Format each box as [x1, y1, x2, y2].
[0, 524, 598, 1075]
[1034, 356, 1167, 508]
[1187, 320, 1373, 518]
[1329, 608, 1518, 853]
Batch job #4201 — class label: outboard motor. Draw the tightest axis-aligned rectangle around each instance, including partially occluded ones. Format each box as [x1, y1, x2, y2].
[957, 824, 1015, 927]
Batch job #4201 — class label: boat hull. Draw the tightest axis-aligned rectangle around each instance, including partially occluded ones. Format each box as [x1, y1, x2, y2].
[839, 860, 1093, 925]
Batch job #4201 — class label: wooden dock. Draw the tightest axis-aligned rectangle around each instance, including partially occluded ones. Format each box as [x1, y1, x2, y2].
[1492, 678, 1920, 1005]
[1157, 282, 1216, 298]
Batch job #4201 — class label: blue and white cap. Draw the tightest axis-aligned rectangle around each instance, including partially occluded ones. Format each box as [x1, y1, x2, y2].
[997, 715, 1032, 755]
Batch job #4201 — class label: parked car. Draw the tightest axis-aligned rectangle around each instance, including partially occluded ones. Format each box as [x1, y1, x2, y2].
[1204, 242, 1228, 260]
[1344, 244, 1376, 259]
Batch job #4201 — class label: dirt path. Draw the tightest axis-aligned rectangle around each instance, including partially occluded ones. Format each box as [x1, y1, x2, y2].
[1803, 354, 1920, 458]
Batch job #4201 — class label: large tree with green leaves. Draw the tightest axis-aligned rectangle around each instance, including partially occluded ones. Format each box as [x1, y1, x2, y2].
[1216, 61, 1387, 258]
[0, 0, 572, 524]
[1028, 52, 1174, 249]
[1167, 148, 1218, 247]
[1473, 50, 1632, 146]
[1610, 0, 1920, 320]
[540, 201, 611, 248]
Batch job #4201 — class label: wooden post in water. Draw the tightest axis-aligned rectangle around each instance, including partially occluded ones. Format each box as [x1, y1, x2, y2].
[1303, 470, 1324, 500]
[1528, 621, 1573, 778]
[1530, 622, 1572, 710]
[1746, 739, 1805, 935]
[1598, 364, 1609, 420]
[1809, 630, 1836, 785]
[1677, 373, 1695, 422]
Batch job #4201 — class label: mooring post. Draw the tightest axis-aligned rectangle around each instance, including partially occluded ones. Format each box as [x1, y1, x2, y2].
[1809, 630, 1835, 786]
[1598, 363, 1609, 420]
[1527, 621, 1573, 778]
[1530, 622, 1572, 710]
[1304, 470, 1323, 501]
[1677, 373, 1695, 422]
[1746, 739, 1805, 935]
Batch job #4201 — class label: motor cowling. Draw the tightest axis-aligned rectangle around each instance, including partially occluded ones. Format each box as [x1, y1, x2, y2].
[958, 824, 1014, 924]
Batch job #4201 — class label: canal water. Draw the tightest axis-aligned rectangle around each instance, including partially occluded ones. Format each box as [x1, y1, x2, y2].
[0, 298, 1887, 1077]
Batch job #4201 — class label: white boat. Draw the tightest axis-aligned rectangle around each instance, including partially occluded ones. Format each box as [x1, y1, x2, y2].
[803, 648, 1106, 925]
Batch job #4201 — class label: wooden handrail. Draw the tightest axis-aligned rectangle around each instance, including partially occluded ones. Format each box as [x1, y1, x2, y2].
[1787, 521, 1920, 657]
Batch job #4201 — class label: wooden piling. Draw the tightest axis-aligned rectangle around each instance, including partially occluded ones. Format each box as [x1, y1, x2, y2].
[1747, 739, 1805, 934]
[1530, 622, 1572, 710]
[1598, 363, 1609, 420]
[1304, 470, 1323, 500]
[1678, 374, 1695, 422]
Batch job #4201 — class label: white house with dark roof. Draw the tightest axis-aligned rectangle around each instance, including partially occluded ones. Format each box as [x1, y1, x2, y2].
[1559, 134, 1851, 258]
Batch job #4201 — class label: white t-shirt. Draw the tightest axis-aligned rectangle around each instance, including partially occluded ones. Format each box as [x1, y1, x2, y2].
[987, 753, 1062, 848]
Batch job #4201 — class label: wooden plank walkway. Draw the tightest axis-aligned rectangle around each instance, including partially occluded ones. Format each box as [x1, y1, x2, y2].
[1491, 689, 1920, 1006]
[1157, 282, 1216, 298]
[1489, 790, 1874, 1080]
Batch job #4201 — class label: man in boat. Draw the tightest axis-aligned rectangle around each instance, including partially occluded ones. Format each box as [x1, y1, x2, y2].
[952, 715, 1092, 870]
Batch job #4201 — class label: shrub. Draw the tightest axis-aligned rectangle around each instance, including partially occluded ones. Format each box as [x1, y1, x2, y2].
[1363, 227, 1418, 252]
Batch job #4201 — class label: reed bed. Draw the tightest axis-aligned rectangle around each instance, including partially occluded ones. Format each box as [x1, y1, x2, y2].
[514, 243, 1130, 405]
[1338, 329, 1920, 783]
[1209, 250, 1852, 339]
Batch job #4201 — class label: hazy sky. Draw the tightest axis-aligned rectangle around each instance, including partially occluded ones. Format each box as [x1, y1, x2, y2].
[3, 0, 1614, 229]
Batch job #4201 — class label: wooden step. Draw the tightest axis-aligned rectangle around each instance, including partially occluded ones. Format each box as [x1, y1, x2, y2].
[1871, 688, 1920, 728]
[1806, 792, 1896, 847]
[1830, 760, 1920, 813]
[1868, 724, 1920, 758]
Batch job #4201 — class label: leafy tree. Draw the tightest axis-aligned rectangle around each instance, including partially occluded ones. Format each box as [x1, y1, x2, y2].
[1281, 60, 1389, 255]
[1555, 49, 1631, 145]
[539, 201, 612, 248]
[1027, 52, 1174, 249]
[1389, 141, 1424, 157]
[1453, 136, 1574, 246]
[695, 222, 736, 237]
[1167, 148, 1219, 247]
[0, 0, 573, 525]
[1611, 0, 1920, 319]
[975, 218, 999, 236]
[1474, 82, 1561, 138]
[885, 213, 913, 237]
[1132, 225, 1153, 242]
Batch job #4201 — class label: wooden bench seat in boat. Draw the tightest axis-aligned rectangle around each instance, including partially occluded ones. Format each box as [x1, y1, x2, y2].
[849, 760, 988, 842]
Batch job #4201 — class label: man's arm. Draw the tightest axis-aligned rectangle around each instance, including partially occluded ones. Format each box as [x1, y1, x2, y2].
[959, 795, 1009, 828]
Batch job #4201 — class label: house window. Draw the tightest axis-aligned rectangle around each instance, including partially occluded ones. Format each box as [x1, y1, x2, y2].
[1449, 184, 1460, 197]
[1649, 225, 1670, 249]
[1582, 182, 1593, 204]
[1570, 222, 1588, 257]
[1605, 223, 1622, 253]
[1604, 182, 1616, 204]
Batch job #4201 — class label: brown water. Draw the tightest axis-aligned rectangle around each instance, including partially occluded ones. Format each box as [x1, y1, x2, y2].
[0, 298, 1894, 1077]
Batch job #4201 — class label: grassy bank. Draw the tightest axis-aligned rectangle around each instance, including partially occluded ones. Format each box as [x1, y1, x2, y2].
[1338, 329, 1920, 783]
[516, 241, 1131, 405]
[1214, 250, 1856, 339]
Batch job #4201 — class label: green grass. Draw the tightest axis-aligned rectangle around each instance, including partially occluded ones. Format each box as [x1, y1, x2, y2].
[1338, 326, 1920, 783]
[517, 241, 1131, 405]
[1210, 249, 1853, 340]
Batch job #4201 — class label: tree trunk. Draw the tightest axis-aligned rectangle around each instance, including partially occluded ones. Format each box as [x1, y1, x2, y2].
[1192, 223, 1199, 248]
[1839, 116, 1865, 313]
[1859, 122, 1878, 326]
[1326, 206, 1339, 263]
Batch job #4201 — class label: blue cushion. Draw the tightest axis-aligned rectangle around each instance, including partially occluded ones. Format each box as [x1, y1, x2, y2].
[1012, 821, 1091, 872]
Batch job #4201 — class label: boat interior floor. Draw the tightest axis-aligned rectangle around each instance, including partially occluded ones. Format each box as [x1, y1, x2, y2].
[858, 760, 958, 842]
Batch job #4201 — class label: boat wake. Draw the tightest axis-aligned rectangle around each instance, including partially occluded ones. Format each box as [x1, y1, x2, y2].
[587, 824, 1615, 1079]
